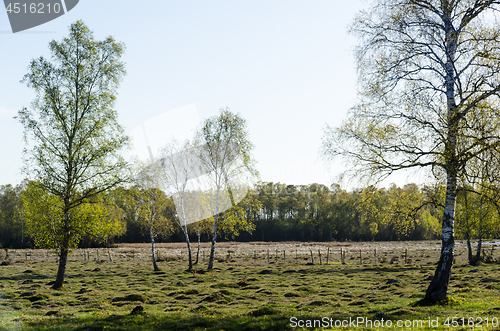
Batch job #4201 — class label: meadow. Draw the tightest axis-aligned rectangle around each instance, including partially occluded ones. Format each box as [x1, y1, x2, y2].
[0, 241, 499, 330]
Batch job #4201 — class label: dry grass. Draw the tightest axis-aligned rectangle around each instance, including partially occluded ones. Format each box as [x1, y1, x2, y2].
[3, 240, 489, 266]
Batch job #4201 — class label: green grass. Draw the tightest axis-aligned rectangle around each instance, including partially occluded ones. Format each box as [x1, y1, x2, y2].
[1, 246, 500, 330]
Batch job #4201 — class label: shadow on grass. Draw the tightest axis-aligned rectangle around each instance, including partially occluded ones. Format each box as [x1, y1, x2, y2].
[25, 312, 291, 331]
[0, 273, 54, 283]
[30, 309, 434, 331]
[412, 296, 462, 307]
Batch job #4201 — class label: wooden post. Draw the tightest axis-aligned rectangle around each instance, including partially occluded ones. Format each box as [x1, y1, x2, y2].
[374, 249, 377, 264]
[203, 250, 205, 262]
[275, 249, 278, 263]
[254, 251, 256, 262]
[228, 251, 231, 262]
[97, 249, 99, 262]
[340, 248, 344, 264]
[108, 249, 113, 262]
[405, 249, 407, 264]
[283, 250, 286, 263]
[310, 249, 314, 265]
[318, 249, 322, 265]
[295, 249, 297, 263]
[13, 250, 16, 261]
[326, 247, 330, 265]
[267, 249, 270, 263]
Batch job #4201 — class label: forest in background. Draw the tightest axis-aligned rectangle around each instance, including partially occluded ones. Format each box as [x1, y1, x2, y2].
[2, 180, 498, 249]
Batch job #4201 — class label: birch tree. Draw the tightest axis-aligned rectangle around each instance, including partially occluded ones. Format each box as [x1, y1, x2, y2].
[456, 190, 487, 264]
[456, 148, 500, 265]
[135, 161, 173, 272]
[17, 21, 129, 289]
[195, 108, 258, 270]
[323, 0, 500, 302]
[159, 140, 198, 270]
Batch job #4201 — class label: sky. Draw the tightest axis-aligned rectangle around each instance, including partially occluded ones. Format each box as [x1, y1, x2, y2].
[0, 0, 423, 190]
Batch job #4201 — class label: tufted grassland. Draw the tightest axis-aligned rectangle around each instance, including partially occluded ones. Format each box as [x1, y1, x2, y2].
[0, 241, 499, 330]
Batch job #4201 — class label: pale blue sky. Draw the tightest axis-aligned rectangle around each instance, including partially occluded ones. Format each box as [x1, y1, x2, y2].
[1, 1, 417, 189]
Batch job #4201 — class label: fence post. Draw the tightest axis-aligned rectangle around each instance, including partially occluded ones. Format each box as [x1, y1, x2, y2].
[97, 249, 99, 262]
[405, 249, 407, 264]
[203, 250, 205, 262]
[326, 247, 330, 265]
[275, 249, 278, 263]
[374, 249, 377, 264]
[340, 248, 343, 264]
[283, 250, 286, 263]
[267, 249, 270, 263]
[254, 251, 256, 262]
[310, 249, 314, 265]
[359, 250, 362, 264]
[318, 249, 322, 265]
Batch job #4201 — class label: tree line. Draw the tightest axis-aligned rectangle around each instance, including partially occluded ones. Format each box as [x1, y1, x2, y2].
[3, 180, 499, 250]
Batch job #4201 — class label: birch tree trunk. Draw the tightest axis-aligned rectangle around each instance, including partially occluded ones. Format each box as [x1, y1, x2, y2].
[150, 227, 159, 272]
[183, 224, 193, 270]
[425, 13, 459, 302]
[208, 191, 220, 270]
[53, 210, 70, 289]
[466, 234, 474, 265]
[475, 238, 482, 265]
[195, 228, 201, 265]
[208, 213, 218, 270]
[425, 176, 456, 302]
